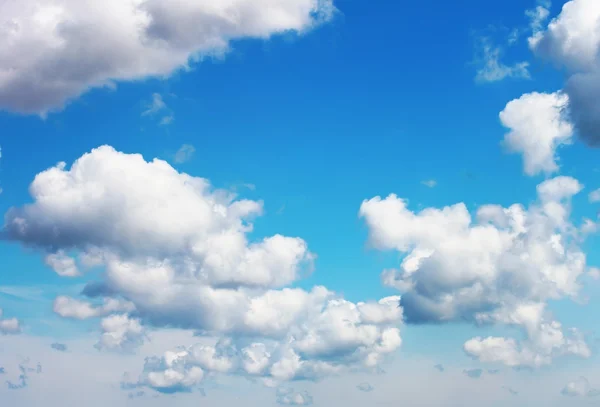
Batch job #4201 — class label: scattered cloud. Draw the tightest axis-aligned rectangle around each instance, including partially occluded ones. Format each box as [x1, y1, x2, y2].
[360, 176, 592, 368]
[500, 92, 573, 176]
[94, 314, 146, 352]
[463, 369, 483, 379]
[421, 180, 437, 188]
[589, 188, 600, 203]
[474, 39, 530, 83]
[174, 144, 196, 164]
[0, 0, 335, 115]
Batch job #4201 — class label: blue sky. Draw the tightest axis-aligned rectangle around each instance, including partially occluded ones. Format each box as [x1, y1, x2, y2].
[1, 0, 600, 405]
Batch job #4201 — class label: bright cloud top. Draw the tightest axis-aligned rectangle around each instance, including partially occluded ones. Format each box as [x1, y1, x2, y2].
[3, 146, 403, 392]
[530, 0, 600, 147]
[500, 91, 573, 176]
[0, 0, 335, 115]
[359, 175, 594, 367]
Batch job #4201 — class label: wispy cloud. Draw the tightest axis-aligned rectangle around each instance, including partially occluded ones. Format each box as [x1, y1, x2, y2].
[174, 144, 196, 164]
[474, 39, 530, 83]
[422, 179, 437, 188]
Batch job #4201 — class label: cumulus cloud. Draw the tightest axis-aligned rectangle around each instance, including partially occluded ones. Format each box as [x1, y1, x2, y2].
[500, 92, 573, 176]
[530, 0, 600, 147]
[561, 377, 600, 397]
[4, 145, 403, 391]
[276, 388, 313, 405]
[589, 188, 600, 203]
[0, 309, 21, 335]
[0, 0, 335, 115]
[360, 176, 592, 367]
[53, 296, 135, 320]
[95, 314, 146, 352]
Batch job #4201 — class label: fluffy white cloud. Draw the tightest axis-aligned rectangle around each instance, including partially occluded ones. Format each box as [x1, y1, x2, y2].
[530, 0, 600, 146]
[500, 92, 573, 176]
[561, 376, 600, 397]
[95, 314, 146, 352]
[53, 296, 135, 320]
[0, 309, 21, 334]
[359, 176, 592, 367]
[0, 0, 335, 115]
[4, 145, 403, 390]
[44, 251, 80, 277]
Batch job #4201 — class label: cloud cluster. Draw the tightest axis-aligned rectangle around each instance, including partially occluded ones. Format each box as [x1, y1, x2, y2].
[276, 387, 313, 405]
[530, 0, 600, 147]
[360, 176, 594, 367]
[0, 0, 335, 115]
[0, 309, 21, 335]
[3, 146, 403, 387]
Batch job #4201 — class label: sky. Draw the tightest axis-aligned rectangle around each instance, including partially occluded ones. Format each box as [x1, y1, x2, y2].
[1, 0, 600, 405]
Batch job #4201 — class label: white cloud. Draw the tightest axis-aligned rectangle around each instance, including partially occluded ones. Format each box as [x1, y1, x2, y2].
[589, 188, 600, 203]
[500, 92, 573, 176]
[142, 93, 167, 116]
[53, 296, 135, 320]
[561, 376, 600, 397]
[530, 0, 600, 146]
[174, 144, 195, 164]
[0, 309, 21, 335]
[359, 176, 591, 367]
[0, 0, 335, 115]
[421, 180, 437, 188]
[44, 250, 80, 277]
[95, 314, 146, 352]
[475, 41, 530, 83]
[4, 145, 403, 391]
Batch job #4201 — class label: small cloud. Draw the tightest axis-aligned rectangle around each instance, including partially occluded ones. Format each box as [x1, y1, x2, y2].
[474, 40, 530, 83]
[589, 268, 600, 280]
[463, 368, 483, 379]
[159, 115, 174, 126]
[142, 93, 174, 125]
[174, 144, 196, 164]
[422, 179, 437, 188]
[276, 388, 313, 406]
[356, 382, 374, 392]
[589, 189, 600, 203]
[142, 93, 167, 116]
[51, 343, 68, 352]
[503, 386, 519, 395]
[561, 377, 600, 398]
[434, 364, 445, 372]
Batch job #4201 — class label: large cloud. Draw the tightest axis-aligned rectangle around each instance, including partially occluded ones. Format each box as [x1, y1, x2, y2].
[530, 0, 600, 146]
[2, 145, 402, 383]
[0, 0, 335, 115]
[359, 176, 594, 367]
